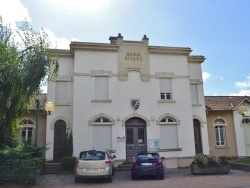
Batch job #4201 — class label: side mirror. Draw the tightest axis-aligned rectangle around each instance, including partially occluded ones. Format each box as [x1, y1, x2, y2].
[161, 156, 165, 160]
[112, 155, 116, 159]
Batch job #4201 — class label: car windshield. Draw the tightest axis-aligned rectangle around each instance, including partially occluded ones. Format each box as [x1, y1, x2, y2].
[80, 151, 105, 160]
[136, 153, 159, 162]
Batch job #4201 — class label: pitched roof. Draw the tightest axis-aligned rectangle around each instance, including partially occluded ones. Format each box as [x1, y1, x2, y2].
[27, 94, 47, 110]
[205, 96, 249, 111]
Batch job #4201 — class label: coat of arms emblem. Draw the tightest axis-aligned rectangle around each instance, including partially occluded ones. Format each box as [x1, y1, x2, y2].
[131, 99, 140, 110]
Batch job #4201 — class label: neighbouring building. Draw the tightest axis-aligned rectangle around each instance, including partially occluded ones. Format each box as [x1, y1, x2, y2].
[43, 34, 209, 168]
[16, 94, 47, 146]
[205, 96, 250, 157]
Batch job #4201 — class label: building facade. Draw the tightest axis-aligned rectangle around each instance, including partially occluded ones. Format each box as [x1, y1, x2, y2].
[43, 34, 209, 167]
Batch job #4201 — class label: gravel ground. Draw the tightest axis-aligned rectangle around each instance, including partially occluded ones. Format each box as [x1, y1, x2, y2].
[31, 168, 250, 188]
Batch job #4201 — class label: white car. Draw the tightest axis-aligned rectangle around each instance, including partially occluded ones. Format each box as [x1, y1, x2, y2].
[74, 150, 116, 183]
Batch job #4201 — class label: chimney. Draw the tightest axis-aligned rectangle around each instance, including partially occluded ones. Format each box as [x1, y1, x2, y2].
[109, 36, 117, 44]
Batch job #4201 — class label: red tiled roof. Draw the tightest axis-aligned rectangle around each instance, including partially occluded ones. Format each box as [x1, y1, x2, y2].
[205, 96, 249, 111]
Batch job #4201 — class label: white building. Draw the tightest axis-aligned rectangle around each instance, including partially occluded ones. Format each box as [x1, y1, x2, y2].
[46, 34, 209, 168]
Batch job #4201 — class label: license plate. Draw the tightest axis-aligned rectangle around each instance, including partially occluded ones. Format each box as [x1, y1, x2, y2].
[86, 168, 98, 172]
[142, 163, 152, 166]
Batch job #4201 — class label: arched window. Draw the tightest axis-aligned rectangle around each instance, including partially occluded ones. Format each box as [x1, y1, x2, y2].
[214, 118, 226, 146]
[159, 117, 179, 149]
[19, 118, 35, 145]
[92, 117, 112, 151]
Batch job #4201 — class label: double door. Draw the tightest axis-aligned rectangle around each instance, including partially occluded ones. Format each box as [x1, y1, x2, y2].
[126, 118, 147, 162]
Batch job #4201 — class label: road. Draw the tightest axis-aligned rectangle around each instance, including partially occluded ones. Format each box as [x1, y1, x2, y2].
[33, 168, 250, 188]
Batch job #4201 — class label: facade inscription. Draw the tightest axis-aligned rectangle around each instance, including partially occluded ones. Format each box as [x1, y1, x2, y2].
[125, 52, 142, 61]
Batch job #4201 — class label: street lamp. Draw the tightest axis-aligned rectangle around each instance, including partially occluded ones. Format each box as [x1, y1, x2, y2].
[45, 102, 55, 115]
[238, 105, 250, 117]
[35, 100, 55, 146]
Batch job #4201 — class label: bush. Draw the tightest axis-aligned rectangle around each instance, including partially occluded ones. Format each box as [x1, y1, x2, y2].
[61, 156, 77, 172]
[192, 154, 228, 166]
[0, 146, 46, 185]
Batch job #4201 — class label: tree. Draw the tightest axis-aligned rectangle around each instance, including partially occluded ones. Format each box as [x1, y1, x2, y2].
[64, 131, 73, 156]
[0, 17, 58, 149]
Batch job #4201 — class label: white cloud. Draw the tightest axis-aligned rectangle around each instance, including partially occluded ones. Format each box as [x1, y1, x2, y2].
[235, 73, 250, 88]
[229, 73, 250, 96]
[0, 0, 31, 29]
[0, 1, 74, 50]
[202, 72, 211, 81]
[44, 29, 73, 49]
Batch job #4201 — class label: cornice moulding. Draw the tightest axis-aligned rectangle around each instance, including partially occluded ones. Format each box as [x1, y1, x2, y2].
[50, 49, 72, 58]
[188, 55, 206, 64]
[70, 42, 119, 53]
[149, 46, 192, 55]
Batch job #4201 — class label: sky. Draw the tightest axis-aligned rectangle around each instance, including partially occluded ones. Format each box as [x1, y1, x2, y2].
[1, 0, 250, 96]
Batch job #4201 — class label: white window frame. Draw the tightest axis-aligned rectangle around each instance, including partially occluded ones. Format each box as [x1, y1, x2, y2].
[159, 78, 172, 100]
[19, 118, 35, 145]
[214, 118, 226, 146]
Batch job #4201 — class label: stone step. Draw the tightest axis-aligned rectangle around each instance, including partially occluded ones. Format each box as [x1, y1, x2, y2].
[116, 162, 132, 171]
[43, 162, 62, 174]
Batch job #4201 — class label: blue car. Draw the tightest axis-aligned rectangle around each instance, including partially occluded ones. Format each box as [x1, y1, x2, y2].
[131, 152, 165, 180]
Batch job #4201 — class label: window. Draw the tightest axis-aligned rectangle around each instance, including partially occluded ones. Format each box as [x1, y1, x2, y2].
[92, 117, 112, 150]
[56, 81, 68, 104]
[159, 117, 178, 149]
[190, 84, 199, 104]
[160, 78, 172, 100]
[214, 118, 226, 146]
[95, 76, 109, 100]
[19, 118, 35, 145]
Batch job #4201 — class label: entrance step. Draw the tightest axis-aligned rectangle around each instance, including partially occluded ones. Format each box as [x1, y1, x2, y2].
[43, 162, 62, 174]
[116, 162, 132, 171]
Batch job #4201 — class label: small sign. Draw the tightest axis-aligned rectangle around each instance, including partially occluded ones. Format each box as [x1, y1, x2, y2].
[148, 139, 159, 149]
[117, 136, 125, 143]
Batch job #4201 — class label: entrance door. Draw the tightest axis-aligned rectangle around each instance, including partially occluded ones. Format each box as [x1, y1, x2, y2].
[53, 120, 66, 162]
[243, 123, 250, 156]
[126, 118, 147, 162]
[193, 119, 203, 154]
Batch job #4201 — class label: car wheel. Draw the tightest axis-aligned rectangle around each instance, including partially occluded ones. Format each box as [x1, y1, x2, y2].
[131, 174, 137, 180]
[75, 177, 80, 183]
[159, 174, 164, 180]
[107, 175, 113, 183]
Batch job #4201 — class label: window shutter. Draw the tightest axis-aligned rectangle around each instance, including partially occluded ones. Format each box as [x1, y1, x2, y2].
[190, 84, 199, 104]
[160, 78, 172, 93]
[95, 76, 108, 100]
[92, 125, 112, 151]
[56, 82, 68, 103]
[160, 125, 178, 149]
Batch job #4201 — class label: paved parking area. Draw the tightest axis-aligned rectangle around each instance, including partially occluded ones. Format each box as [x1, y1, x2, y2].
[33, 168, 250, 188]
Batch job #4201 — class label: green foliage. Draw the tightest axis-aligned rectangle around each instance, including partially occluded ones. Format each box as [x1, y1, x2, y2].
[230, 157, 250, 164]
[0, 146, 46, 185]
[0, 17, 58, 149]
[64, 131, 73, 156]
[192, 154, 228, 166]
[61, 156, 77, 172]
